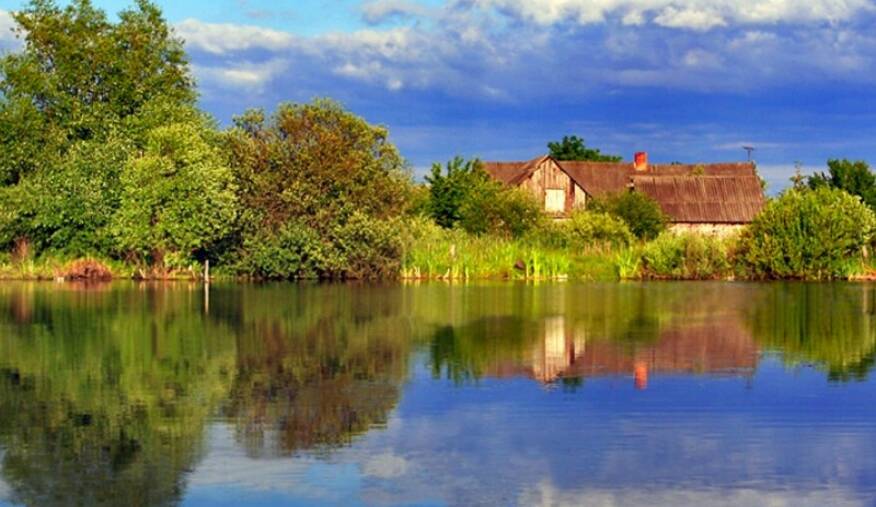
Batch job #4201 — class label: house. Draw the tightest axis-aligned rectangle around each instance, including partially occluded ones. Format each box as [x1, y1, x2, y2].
[483, 152, 766, 235]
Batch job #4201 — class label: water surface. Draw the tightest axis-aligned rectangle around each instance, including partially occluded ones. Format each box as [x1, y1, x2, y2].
[0, 282, 874, 506]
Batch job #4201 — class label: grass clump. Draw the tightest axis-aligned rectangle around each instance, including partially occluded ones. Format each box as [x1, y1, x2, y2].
[640, 232, 734, 280]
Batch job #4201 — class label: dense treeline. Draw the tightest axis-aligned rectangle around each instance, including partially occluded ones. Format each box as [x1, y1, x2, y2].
[2, 1, 876, 281]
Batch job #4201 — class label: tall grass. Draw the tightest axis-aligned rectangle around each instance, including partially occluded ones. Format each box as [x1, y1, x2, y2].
[401, 217, 574, 280]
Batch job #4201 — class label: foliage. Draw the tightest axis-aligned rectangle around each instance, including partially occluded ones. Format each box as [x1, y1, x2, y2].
[807, 159, 876, 210]
[738, 187, 876, 280]
[0, 0, 197, 257]
[459, 181, 544, 238]
[547, 135, 622, 162]
[227, 100, 411, 279]
[425, 157, 487, 229]
[401, 217, 571, 280]
[641, 232, 733, 280]
[563, 210, 634, 248]
[590, 191, 668, 240]
[112, 121, 237, 268]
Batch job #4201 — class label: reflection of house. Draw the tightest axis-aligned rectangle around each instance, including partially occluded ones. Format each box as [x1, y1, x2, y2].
[491, 317, 758, 388]
[483, 153, 765, 235]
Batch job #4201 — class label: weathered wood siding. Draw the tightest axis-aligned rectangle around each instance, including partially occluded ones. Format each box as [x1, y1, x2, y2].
[520, 158, 576, 215]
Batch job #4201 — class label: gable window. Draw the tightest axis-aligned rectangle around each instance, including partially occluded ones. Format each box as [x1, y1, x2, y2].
[545, 189, 565, 213]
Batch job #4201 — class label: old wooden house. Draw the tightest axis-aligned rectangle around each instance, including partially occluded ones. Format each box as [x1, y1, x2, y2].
[483, 152, 765, 235]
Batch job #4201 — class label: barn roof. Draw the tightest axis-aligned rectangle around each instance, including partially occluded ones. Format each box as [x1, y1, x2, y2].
[482, 156, 549, 186]
[559, 161, 634, 197]
[632, 175, 765, 224]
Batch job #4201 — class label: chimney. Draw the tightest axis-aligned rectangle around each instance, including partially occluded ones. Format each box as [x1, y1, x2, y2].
[634, 151, 648, 171]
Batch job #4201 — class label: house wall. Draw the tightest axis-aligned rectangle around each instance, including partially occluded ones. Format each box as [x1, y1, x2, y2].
[521, 158, 578, 215]
[670, 223, 747, 237]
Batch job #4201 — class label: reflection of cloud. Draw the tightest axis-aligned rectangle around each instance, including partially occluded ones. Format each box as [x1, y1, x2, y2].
[187, 424, 361, 504]
[362, 453, 409, 479]
[520, 480, 867, 507]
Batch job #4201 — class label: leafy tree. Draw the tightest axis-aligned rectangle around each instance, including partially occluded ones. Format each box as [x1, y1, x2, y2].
[547, 135, 622, 162]
[807, 159, 876, 210]
[226, 100, 411, 279]
[591, 191, 667, 240]
[738, 187, 876, 280]
[0, 0, 196, 255]
[112, 120, 237, 268]
[425, 156, 487, 229]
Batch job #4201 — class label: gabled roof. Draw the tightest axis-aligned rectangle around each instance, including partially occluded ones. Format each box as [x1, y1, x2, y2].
[482, 155, 550, 186]
[633, 175, 765, 224]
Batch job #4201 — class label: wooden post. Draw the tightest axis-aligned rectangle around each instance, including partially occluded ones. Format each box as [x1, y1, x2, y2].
[204, 260, 210, 284]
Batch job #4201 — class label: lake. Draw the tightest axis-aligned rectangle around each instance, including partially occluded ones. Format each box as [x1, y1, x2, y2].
[0, 282, 875, 506]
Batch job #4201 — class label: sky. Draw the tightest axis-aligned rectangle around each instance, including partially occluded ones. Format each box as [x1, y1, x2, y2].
[2, 1, 876, 190]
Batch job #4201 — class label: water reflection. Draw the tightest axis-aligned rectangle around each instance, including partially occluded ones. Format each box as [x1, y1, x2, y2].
[0, 282, 873, 505]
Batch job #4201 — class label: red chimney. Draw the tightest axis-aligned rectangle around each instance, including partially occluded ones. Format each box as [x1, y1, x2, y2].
[634, 152, 648, 171]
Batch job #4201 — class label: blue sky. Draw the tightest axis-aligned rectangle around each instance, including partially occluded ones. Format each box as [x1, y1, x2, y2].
[3, 0, 876, 190]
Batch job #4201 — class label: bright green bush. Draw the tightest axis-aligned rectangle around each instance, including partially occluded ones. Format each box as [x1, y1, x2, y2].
[238, 221, 328, 280]
[641, 232, 732, 280]
[738, 187, 876, 280]
[113, 121, 237, 268]
[591, 191, 667, 240]
[459, 182, 543, 238]
[564, 210, 634, 247]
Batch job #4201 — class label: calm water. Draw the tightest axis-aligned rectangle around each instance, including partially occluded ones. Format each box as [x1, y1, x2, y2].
[0, 282, 875, 506]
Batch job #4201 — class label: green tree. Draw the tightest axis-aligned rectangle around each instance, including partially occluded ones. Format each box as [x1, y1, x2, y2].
[112, 120, 237, 268]
[547, 135, 622, 162]
[226, 99, 411, 279]
[808, 159, 876, 210]
[591, 191, 667, 240]
[738, 186, 876, 280]
[425, 156, 487, 229]
[0, 0, 196, 256]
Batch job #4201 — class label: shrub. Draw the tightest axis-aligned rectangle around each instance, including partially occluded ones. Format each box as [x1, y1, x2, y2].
[460, 183, 543, 238]
[113, 121, 237, 269]
[330, 212, 403, 280]
[641, 232, 732, 280]
[738, 187, 876, 280]
[564, 210, 634, 248]
[238, 221, 328, 280]
[591, 192, 667, 240]
[426, 157, 486, 229]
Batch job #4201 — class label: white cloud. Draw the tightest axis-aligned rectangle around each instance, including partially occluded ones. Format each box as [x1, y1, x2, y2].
[193, 59, 290, 91]
[361, 0, 434, 24]
[519, 480, 867, 507]
[654, 6, 727, 30]
[362, 452, 410, 478]
[176, 18, 297, 55]
[477, 0, 874, 30]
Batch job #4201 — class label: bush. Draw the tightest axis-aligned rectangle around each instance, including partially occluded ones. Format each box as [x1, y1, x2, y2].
[113, 121, 237, 269]
[330, 213, 403, 280]
[591, 192, 667, 240]
[460, 183, 543, 238]
[238, 213, 402, 280]
[564, 210, 634, 248]
[738, 187, 876, 280]
[641, 232, 732, 280]
[238, 221, 327, 280]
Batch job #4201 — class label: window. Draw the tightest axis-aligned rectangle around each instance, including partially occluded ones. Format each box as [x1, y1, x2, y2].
[545, 189, 565, 213]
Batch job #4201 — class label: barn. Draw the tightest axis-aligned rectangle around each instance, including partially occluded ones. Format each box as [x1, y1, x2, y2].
[483, 152, 765, 234]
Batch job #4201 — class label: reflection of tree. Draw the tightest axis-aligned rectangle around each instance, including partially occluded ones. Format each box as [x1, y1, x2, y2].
[221, 285, 411, 457]
[749, 284, 876, 381]
[0, 284, 235, 506]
